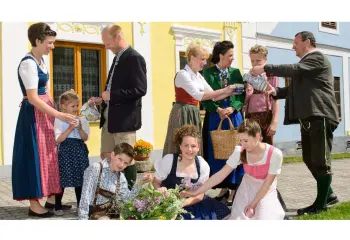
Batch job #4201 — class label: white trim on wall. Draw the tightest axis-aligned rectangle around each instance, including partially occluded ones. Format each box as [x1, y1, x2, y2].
[132, 22, 154, 145]
[171, 24, 222, 72]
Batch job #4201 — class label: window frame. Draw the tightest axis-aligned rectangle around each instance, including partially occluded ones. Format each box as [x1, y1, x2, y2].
[319, 22, 339, 35]
[49, 41, 107, 108]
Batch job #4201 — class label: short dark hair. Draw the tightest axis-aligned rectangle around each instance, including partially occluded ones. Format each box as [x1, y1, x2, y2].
[113, 142, 135, 159]
[295, 31, 316, 48]
[28, 22, 57, 47]
[211, 41, 234, 64]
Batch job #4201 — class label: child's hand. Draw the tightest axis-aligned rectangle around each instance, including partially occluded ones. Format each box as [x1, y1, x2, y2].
[244, 205, 255, 218]
[142, 174, 153, 184]
[157, 187, 168, 197]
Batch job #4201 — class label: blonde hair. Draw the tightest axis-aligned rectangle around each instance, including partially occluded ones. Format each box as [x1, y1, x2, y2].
[102, 24, 123, 39]
[59, 89, 79, 108]
[186, 43, 209, 63]
[249, 45, 268, 58]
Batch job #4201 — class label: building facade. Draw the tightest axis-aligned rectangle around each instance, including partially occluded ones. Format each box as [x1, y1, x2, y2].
[0, 22, 243, 165]
[242, 22, 350, 155]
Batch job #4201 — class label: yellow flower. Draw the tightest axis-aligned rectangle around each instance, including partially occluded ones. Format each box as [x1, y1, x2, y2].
[159, 216, 166, 220]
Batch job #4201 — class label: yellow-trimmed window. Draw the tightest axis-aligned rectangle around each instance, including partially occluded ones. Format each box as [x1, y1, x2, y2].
[49, 41, 107, 109]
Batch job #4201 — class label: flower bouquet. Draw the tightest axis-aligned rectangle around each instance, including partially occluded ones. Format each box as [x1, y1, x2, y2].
[133, 139, 153, 161]
[120, 183, 190, 220]
[178, 176, 202, 192]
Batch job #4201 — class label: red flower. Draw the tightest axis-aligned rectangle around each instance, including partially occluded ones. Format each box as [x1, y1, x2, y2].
[128, 217, 136, 220]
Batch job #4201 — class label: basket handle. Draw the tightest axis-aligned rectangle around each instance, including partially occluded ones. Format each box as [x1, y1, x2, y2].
[217, 117, 234, 131]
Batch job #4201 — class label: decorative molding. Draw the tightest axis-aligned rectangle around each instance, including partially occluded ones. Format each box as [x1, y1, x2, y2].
[172, 24, 222, 39]
[49, 22, 111, 36]
[138, 22, 146, 36]
[183, 37, 213, 49]
[224, 22, 237, 39]
[171, 24, 222, 72]
[224, 22, 238, 68]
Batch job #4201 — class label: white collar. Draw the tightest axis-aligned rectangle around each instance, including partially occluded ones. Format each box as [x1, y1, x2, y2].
[300, 49, 318, 61]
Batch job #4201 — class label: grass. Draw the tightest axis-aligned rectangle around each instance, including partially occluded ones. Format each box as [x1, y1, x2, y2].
[294, 202, 350, 220]
[283, 152, 350, 164]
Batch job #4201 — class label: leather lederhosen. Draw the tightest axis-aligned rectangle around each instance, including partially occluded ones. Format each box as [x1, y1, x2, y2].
[88, 162, 121, 220]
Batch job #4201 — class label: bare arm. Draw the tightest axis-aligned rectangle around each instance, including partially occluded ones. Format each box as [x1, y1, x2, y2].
[272, 99, 279, 124]
[27, 89, 77, 124]
[201, 86, 239, 101]
[181, 193, 205, 207]
[77, 120, 89, 141]
[181, 164, 233, 197]
[56, 125, 75, 144]
[27, 89, 60, 118]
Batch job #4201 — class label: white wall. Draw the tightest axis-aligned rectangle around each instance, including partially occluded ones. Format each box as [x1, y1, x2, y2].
[132, 22, 154, 145]
[1, 22, 29, 165]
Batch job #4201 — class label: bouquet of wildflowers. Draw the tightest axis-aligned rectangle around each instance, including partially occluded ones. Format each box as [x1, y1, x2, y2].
[120, 183, 189, 220]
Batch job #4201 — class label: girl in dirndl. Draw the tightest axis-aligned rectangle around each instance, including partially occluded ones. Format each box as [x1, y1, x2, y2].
[181, 119, 285, 220]
[53, 90, 90, 216]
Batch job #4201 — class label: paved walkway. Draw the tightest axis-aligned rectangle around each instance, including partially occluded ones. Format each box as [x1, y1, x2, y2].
[1, 159, 349, 220]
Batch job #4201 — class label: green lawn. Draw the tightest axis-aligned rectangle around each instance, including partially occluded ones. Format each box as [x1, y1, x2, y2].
[283, 152, 350, 164]
[294, 202, 350, 220]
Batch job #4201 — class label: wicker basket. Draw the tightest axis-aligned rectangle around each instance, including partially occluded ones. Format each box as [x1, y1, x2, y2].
[210, 118, 240, 160]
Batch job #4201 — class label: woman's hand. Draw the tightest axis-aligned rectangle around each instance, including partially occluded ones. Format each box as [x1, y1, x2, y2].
[224, 107, 234, 116]
[216, 107, 228, 120]
[57, 112, 78, 125]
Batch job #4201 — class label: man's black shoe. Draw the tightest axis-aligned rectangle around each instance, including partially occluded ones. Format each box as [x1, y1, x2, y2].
[297, 205, 327, 215]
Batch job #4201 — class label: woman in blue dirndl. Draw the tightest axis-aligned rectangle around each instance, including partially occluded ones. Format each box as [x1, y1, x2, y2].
[202, 41, 245, 203]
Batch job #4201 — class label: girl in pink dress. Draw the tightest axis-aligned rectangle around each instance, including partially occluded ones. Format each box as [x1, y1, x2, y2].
[181, 119, 285, 220]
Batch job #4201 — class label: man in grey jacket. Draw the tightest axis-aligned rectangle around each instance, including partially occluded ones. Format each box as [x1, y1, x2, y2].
[250, 31, 339, 215]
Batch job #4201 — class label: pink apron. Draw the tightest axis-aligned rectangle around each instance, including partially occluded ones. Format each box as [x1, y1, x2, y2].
[229, 145, 285, 220]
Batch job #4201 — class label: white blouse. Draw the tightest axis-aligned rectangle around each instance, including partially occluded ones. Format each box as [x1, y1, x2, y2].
[226, 144, 283, 175]
[18, 53, 48, 90]
[54, 116, 90, 141]
[175, 64, 213, 101]
[154, 154, 210, 184]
